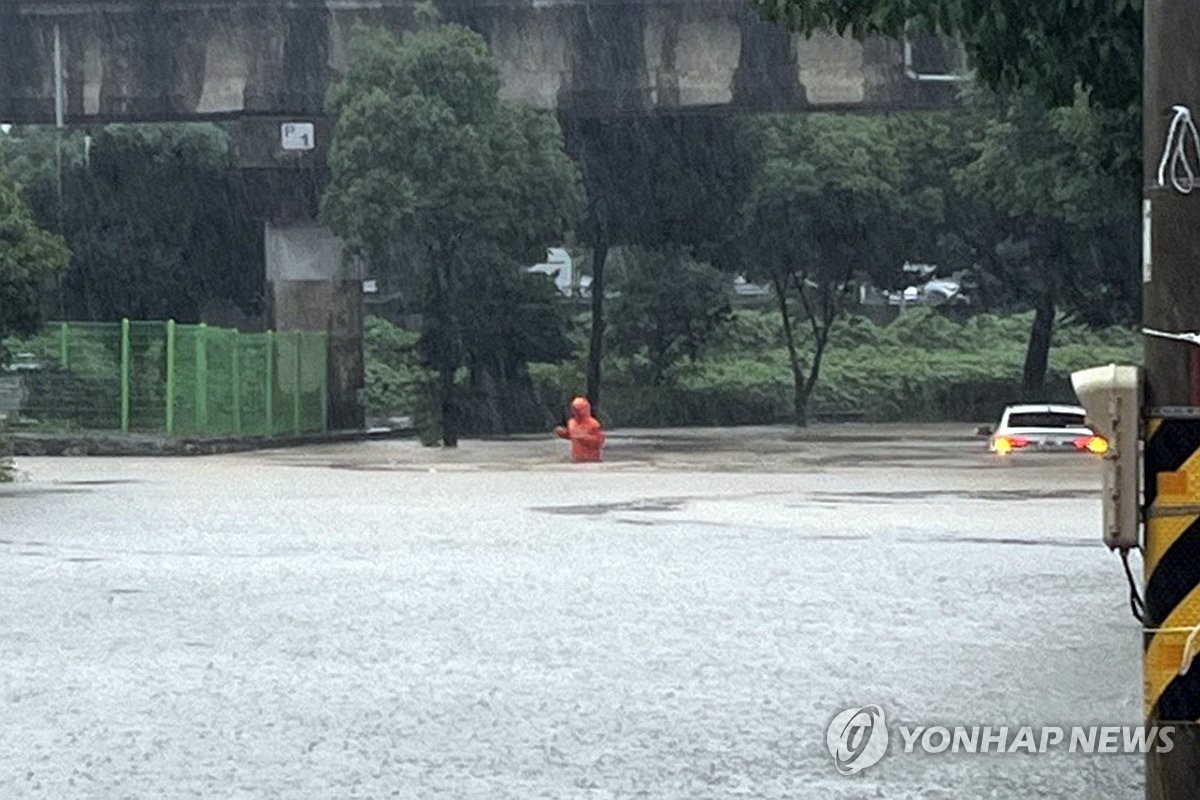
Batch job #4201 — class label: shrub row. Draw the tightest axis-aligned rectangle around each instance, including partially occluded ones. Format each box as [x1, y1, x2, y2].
[365, 308, 1144, 430]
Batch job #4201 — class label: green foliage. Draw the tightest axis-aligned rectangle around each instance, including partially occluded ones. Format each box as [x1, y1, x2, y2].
[887, 307, 966, 348]
[707, 92, 1138, 420]
[734, 115, 938, 287]
[366, 311, 568, 438]
[324, 23, 582, 278]
[827, 314, 896, 350]
[363, 316, 444, 445]
[748, 0, 1142, 111]
[608, 248, 732, 384]
[379, 306, 1141, 430]
[0, 124, 259, 322]
[323, 23, 583, 444]
[326, 24, 501, 131]
[522, 308, 1141, 428]
[714, 308, 787, 353]
[362, 316, 433, 420]
[0, 176, 69, 353]
[941, 88, 1139, 395]
[955, 90, 1135, 226]
[456, 270, 575, 432]
[718, 113, 949, 423]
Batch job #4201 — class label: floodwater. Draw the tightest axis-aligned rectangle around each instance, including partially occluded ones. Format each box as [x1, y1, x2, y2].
[0, 425, 1142, 798]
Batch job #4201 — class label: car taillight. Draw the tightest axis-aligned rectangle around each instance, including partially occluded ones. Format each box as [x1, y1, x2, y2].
[1074, 435, 1109, 454]
[993, 435, 1029, 454]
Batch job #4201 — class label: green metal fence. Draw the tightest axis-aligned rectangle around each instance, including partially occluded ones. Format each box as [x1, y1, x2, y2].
[16, 320, 328, 437]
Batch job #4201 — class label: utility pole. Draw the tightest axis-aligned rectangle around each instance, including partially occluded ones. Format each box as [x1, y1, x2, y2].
[53, 22, 67, 318]
[53, 22, 65, 212]
[1143, 2, 1200, 798]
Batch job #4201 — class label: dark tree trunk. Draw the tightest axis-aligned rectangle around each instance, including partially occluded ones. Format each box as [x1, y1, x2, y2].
[439, 362, 458, 448]
[807, 342, 826, 414]
[474, 365, 506, 435]
[586, 240, 609, 411]
[797, 279, 835, 421]
[774, 275, 808, 427]
[1022, 290, 1056, 399]
[428, 256, 460, 448]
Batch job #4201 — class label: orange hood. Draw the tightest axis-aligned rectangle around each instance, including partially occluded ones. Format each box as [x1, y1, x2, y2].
[570, 397, 592, 420]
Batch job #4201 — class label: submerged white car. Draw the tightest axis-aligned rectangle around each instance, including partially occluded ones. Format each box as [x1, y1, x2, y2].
[986, 403, 1108, 455]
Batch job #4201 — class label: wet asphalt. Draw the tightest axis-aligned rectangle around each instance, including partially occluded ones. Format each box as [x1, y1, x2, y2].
[0, 425, 1142, 798]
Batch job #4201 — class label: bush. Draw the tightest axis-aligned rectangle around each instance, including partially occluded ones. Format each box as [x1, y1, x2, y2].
[362, 316, 435, 421]
[379, 309, 1144, 430]
[367, 316, 566, 441]
[608, 249, 732, 384]
[887, 307, 967, 349]
[710, 309, 785, 353]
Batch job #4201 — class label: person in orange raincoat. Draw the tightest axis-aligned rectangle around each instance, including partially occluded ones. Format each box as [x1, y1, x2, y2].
[555, 396, 605, 462]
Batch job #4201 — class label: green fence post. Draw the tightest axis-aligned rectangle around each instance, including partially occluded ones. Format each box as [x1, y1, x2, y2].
[195, 323, 208, 435]
[59, 322, 69, 370]
[231, 330, 242, 435]
[319, 333, 329, 433]
[119, 318, 131, 433]
[265, 330, 276, 436]
[165, 320, 176, 436]
[292, 330, 302, 435]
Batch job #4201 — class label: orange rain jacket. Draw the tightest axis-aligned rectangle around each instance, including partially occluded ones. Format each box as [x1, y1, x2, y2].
[555, 397, 605, 462]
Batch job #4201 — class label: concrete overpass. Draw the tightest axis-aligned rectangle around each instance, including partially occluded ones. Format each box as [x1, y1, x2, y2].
[0, 0, 962, 125]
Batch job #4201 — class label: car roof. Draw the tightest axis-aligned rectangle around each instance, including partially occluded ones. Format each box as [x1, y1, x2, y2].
[1003, 404, 1086, 415]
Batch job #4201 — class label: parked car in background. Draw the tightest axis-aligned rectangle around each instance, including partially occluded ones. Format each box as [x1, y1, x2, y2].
[983, 403, 1108, 455]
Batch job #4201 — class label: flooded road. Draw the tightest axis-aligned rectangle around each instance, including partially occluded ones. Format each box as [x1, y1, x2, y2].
[0, 425, 1142, 798]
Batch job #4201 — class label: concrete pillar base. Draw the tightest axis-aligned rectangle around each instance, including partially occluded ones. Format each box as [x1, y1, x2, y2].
[265, 222, 364, 431]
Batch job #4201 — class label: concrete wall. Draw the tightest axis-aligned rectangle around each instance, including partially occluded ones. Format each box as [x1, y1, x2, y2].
[0, 0, 961, 124]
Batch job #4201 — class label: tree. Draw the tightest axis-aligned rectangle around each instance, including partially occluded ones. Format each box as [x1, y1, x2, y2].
[322, 23, 582, 445]
[75, 126, 260, 322]
[457, 269, 575, 434]
[1, 124, 261, 323]
[748, 0, 1144, 402]
[608, 248, 732, 385]
[0, 175, 69, 356]
[0, 152, 69, 481]
[952, 89, 1139, 395]
[725, 114, 943, 425]
[562, 115, 752, 411]
[749, 0, 1141, 111]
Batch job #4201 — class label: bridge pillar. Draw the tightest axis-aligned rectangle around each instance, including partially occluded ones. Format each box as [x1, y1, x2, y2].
[265, 221, 364, 432]
[242, 118, 364, 432]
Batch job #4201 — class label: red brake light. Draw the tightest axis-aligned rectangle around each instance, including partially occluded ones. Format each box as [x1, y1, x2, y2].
[993, 435, 1029, 454]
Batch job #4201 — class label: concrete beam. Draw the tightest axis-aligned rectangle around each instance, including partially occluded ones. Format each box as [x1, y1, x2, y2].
[0, 0, 964, 125]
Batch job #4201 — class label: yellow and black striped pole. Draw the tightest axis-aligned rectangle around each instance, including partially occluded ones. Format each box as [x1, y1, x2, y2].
[1144, 416, 1200, 798]
[1144, 1, 1200, 795]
